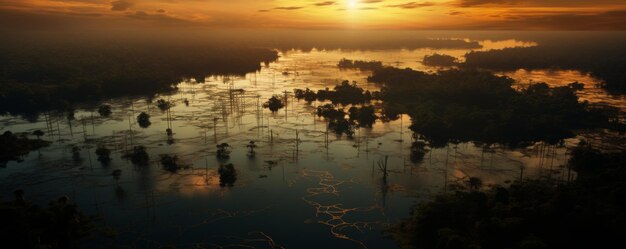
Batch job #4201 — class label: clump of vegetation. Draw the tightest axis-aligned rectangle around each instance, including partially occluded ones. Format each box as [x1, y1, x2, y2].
[316, 104, 354, 137]
[112, 169, 122, 184]
[422, 53, 459, 67]
[294, 88, 317, 102]
[365, 65, 614, 146]
[123, 146, 150, 166]
[95, 146, 112, 165]
[263, 96, 285, 112]
[218, 163, 237, 187]
[216, 143, 231, 159]
[137, 112, 151, 128]
[391, 142, 626, 249]
[338, 58, 384, 71]
[0, 131, 50, 166]
[71, 145, 81, 162]
[98, 104, 112, 117]
[246, 141, 257, 157]
[348, 106, 377, 127]
[160, 154, 180, 172]
[32, 129, 44, 139]
[295, 81, 379, 105]
[410, 141, 429, 163]
[329, 118, 355, 138]
[156, 99, 172, 111]
[1, 191, 94, 248]
[316, 104, 346, 120]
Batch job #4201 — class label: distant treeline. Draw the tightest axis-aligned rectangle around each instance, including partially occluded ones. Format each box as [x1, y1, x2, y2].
[462, 39, 626, 92]
[0, 42, 278, 117]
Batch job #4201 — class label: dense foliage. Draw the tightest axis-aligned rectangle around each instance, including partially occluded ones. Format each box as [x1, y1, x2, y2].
[0, 192, 93, 249]
[295, 80, 380, 105]
[0, 131, 50, 166]
[392, 143, 626, 249]
[0, 43, 278, 117]
[263, 96, 285, 112]
[367, 67, 610, 146]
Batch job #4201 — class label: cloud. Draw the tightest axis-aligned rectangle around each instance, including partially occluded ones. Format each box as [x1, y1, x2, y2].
[456, 0, 622, 7]
[362, 0, 384, 3]
[274, 6, 303, 10]
[457, 0, 508, 7]
[387, 2, 435, 9]
[126, 10, 192, 25]
[110, 0, 134, 11]
[314, 1, 336, 6]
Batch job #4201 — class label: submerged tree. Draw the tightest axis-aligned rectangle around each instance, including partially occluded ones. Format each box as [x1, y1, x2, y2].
[137, 112, 151, 128]
[348, 106, 377, 127]
[112, 169, 122, 185]
[124, 146, 149, 166]
[160, 154, 180, 172]
[422, 53, 459, 67]
[32, 130, 44, 139]
[95, 146, 111, 165]
[71, 145, 81, 162]
[466, 177, 483, 190]
[410, 141, 430, 163]
[156, 99, 172, 111]
[246, 140, 257, 157]
[218, 163, 237, 187]
[216, 143, 231, 159]
[98, 104, 112, 117]
[263, 96, 284, 112]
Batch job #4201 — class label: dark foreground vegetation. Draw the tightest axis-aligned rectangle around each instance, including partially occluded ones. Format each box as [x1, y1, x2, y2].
[1, 191, 94, 249]
[0, 41, 278, 117]
[462, 38, 626, 92]
[391, 142, 626, 249]
[0, 131, 50, 166]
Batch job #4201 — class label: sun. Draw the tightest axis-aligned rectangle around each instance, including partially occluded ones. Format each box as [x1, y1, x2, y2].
[348, 0, 357, 8]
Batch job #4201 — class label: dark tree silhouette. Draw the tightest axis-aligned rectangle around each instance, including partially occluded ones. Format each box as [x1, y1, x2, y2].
[137, 112, 151, 128]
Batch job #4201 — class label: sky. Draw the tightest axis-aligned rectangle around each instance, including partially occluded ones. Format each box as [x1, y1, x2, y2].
[0, 0, 625, 30]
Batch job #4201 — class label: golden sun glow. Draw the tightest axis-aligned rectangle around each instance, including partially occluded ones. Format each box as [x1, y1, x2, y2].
[348, 0, 357, 9]
[0, 0, 624, 30]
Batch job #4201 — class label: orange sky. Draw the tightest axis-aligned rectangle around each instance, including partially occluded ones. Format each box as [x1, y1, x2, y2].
[0, 0, 625, 30]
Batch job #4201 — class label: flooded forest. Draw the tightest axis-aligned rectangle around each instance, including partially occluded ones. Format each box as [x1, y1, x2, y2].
[2, 31, 626, 249]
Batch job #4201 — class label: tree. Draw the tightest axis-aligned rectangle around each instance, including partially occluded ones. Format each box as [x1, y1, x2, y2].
[246, 140, 257, 157]
[263, 96, 284, 112]
[137, 112, 151, 128]
[218, 163, 237, 187]
[98, 104, 112, 117]
[216, 143, 231, 159]
[160, 154, 180, 172]
[32, 130, 44, 139]
[95, 146, 111, 165]
[156, 99, 172, 111]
